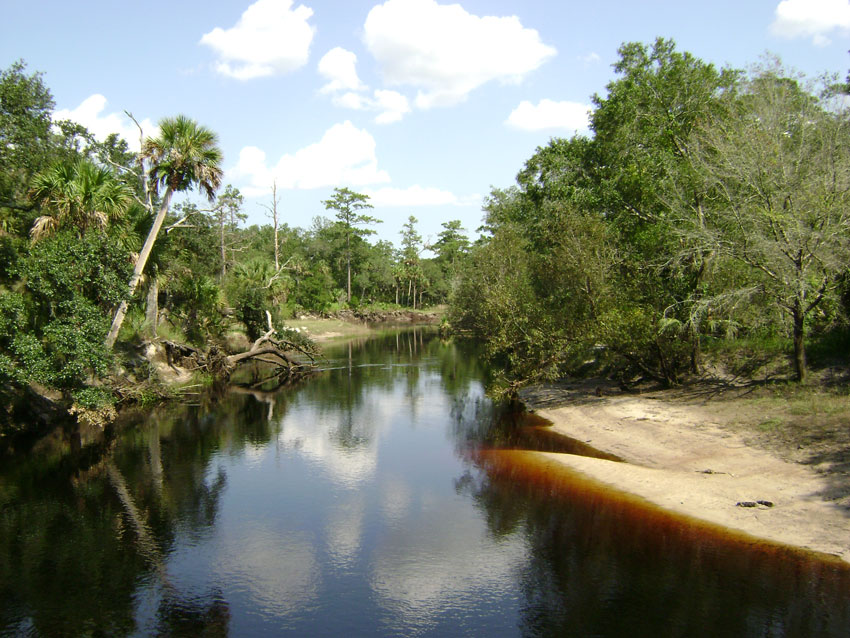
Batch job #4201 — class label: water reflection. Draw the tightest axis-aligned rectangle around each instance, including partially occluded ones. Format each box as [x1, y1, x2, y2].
[0, 330, 848, 637]
[464, 449, 850, 636]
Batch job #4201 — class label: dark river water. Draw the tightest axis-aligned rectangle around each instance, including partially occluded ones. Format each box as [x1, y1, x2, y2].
[1, 330, 849, 637]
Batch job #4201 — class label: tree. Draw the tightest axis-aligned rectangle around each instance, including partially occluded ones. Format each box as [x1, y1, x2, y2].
[0, 60, 55, 226]
[212, 184, 245, 280]
[432, 220, 469, 268]
[691, 66, 850, 381]
[590, 37, 739, 375]
[399, 215, 425, 308]
[0, 231, 131, 400]
[431, 219, 470, 300]
[322, 187, 380, 303]
[29, 159, 132, 240]
[105, 115, 223, 349]
[262, 180, 283, 270]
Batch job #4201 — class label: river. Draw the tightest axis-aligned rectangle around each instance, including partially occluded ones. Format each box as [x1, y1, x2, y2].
[1, 329, 848, 636]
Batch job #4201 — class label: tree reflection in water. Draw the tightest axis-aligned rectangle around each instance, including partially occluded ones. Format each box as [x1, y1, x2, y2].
[457, 436, 850, 637]
[2, 330, 849, 637]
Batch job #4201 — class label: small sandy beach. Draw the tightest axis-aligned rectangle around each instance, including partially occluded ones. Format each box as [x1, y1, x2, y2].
[521, 381, 850, 564]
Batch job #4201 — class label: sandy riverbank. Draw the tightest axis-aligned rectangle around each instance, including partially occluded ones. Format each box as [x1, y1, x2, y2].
[520, 381, 850, 564]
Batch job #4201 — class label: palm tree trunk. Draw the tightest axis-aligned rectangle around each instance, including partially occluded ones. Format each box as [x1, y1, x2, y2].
[145, 270, 159, 337]
[105, 186, 173, 349]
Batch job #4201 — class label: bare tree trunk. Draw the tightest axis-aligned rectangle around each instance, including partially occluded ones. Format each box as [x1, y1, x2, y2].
[145, 269, 159, 337]
[272, 181, 280, 270]
[346, 235, 352, 303]
[105, 186, 174, 350]
[792, 305, 806, 382]
[220, 209, 227, 281]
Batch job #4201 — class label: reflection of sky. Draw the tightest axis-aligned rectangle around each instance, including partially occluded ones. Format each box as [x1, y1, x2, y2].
[276, 410, 379, 488]
[156, 342, 528, 633]
[325, 495, 365, 569]
[213, 522, 320, 620]
[370, 493, 529, 631]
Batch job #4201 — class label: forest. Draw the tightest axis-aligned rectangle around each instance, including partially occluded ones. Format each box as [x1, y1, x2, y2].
[0, 57, 469, 433]
[1, 37, 849, 433]
[450, 39, 850, 395]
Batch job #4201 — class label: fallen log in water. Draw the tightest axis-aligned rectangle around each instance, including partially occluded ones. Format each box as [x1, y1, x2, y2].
[162, 311, 320, 383]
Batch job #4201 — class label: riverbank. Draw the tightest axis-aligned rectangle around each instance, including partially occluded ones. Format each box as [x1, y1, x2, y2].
[520, 378, 850, 564]
[282, 308, 442, 341]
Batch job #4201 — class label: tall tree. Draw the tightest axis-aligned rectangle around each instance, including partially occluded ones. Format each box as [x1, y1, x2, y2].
[105, 115, 223, 349]
[0, 60, 56, 233]
[322, 187, 380, 303]
[691, 66, 850, 381]
[432, 220, 470, 273]
[29, 159, 131, 240]
[262, 180, 282, 270]
[399, 215, 424, 308]
[212, 184, 245, 280]
[590, 37, 739, 374]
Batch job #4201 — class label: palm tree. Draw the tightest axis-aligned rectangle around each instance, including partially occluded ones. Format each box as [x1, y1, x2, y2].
[29, 159, 131, 240]
[105, 115, 223, 349]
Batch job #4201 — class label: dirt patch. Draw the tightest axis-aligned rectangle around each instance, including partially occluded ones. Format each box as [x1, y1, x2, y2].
[519, 373, 850, 563]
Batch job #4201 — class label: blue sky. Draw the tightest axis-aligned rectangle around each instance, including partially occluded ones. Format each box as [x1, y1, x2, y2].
[2, 0, 848, 248]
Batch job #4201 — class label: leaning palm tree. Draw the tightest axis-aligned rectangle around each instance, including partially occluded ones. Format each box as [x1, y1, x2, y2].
[105, 115, 223, 349]
[29, 159, 131, 240]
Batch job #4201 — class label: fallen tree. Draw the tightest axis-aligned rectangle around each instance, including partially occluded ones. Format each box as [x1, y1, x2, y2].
[162, 311, 320, 383]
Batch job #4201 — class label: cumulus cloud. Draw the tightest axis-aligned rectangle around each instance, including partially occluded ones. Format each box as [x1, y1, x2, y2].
[332, 89, 411, 124]
[505, 99, 591, 133]
[770, 0, 850, 46]
[363, 0, 556, 108]
[318, 47, 411, 124]
[318, 47, 365, 93]
[200, 0, 315, 79]
[230, 121, 390, 196]
[53, 94, 157, 152]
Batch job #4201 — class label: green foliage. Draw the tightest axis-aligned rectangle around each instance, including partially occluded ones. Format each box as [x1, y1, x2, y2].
[29, 158, 133, 240]
[0, 231, 130, 392]
[451, 39, 849, 391]
[0, 60, 55, 216]
[295, 261, 335, 312]
[70, 386, 116, 410]
[164, 272, 225, 345]
[322, 187, 381, 302]
[236, 286, 268, 341]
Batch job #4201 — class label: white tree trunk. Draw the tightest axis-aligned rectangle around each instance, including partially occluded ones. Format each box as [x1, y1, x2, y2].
[105, 186, 173, 349]
[145, 271, 159, 337]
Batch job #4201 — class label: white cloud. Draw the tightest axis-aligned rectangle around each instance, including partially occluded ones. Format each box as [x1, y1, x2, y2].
[506, 99, 591, 133]
[328, 88, 411, 125]
[318, 47, 365, 93]
[231, 121, 390, 196]
[199, 0, 315, 79]
[373, 90, 412, 124]
[770, 0, 850, 46]
[53, 94, 157, 152]
[363, 0, 556, 108]
[579, 52, 601, 64]
[335, 92, 370, 110]
[317, 46, 411, 124]
[338, 89, 412, 124]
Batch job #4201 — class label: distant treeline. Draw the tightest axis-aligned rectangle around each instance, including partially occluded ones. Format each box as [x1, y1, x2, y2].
[0, 59, 468, 425]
